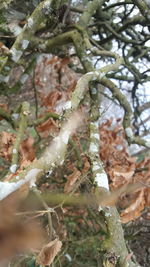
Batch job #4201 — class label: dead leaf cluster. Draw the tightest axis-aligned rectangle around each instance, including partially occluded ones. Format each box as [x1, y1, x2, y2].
[100, 119, 150, 223]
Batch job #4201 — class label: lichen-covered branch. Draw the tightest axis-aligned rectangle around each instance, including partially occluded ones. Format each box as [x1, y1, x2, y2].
[89, 92, 109, 191]
[2, 56, 37, 95]
[1, 112, 81, 199]
[0, 106, 15, 127]
[1, 110, 81, 206]
[102, 205, 140, 267]
[30, 111, 60, 127]
[10, 101, 30, 173]
[0, 0, 67, 90]
[88, 86, 140, 267]
[78, 0, 104, 28]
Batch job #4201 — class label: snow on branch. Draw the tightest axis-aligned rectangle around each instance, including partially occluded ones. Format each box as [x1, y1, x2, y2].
[1, 112, 82, 201]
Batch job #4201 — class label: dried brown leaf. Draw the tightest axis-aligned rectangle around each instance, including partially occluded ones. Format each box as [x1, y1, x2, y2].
[0, 104, 9, 121]
[0, 132, 15, 160]
[82, 157, 90, 173]
[121, 189, 145, 223]
[41, 91, 62, 109]
[20, 137, 35, 162]
[114, 170, 134, 180]
[64, 168, 81, 193]
[37, 239, 62, 266]
[37, 118, 59, 138]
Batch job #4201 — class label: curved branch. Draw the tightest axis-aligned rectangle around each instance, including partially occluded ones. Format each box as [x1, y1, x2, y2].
[100, 78, 150, 148]
[132, 0, 150, 19]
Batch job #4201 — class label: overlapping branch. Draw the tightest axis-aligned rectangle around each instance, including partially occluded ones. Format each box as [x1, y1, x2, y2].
[0, 1, 148, 265]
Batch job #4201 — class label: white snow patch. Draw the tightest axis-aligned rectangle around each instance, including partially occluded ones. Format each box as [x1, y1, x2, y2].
[12, 113, 19, 120]
[64, 101, 71, 110]
[98, 206, 103, 211]
[93, 163, 100, 171]
[86, 71, 94, 75]
[145, 39, 150, 47]
[91, 88, 97, 94]
[91, 133, 99, 140]
[91, 121, 99, 128]
[43, 0, 50, 8]
[0, 75, 9, 83]
[125, 127, 134, 138]
[24, 168, 42, 187]
[89, 143, 98, 153]
[10, 164, 17, 173]
[10, 48, 22, 62]
[0, 169, 41, 200]
[105, 212, 111, 217]
[0, 181, 18, 200]
[4, 76, 9, 83]
[27, 18, 33, 28]
[4, 66, 11, 71]
[56, 101, 72, 113]
[95, 172, 109, 190]
[46, 170, 52, 177]
[9, 23, 22, 36]
[145, 141, 150, 148]
[116, 144, 123, 151]
[20, 74, 29, 84]
[86, 49, 91, 55]
[22, 39, 29, 49]
[60, 160, 64, 165]
[65, 254, 72, 262]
